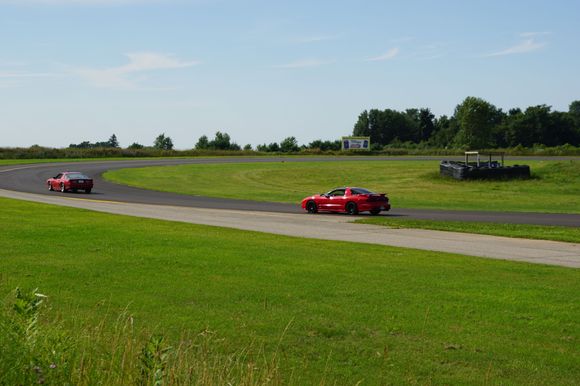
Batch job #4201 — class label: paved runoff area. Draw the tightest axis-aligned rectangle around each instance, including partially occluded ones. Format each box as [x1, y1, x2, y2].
[2, 189, 579, 269]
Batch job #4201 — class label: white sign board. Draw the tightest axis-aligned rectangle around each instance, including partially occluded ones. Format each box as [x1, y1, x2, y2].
[341, 137, 370, 151]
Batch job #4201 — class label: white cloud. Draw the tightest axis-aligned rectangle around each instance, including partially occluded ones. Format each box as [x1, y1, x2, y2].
[365, 47, 399, 62]
[485, 34, 548, 57]
[272, 59, 331, 69]
[74, 52, 199, 89]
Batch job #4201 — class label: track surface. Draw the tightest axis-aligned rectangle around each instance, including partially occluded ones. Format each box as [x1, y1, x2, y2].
[1, 156, 579, 227]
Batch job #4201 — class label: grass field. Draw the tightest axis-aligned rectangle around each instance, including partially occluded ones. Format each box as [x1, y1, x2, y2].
[104, 159, 580, 214]
[355, 217, 580, 243]
[1, 197, 579, 384]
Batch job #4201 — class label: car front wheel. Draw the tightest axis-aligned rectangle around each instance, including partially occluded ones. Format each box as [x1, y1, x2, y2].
[346, 202, 358, 215]
[48, 182, 53, 191]
[306, 201, 318, 214]
[370, 209, 381, 215]
[60, 183, 66, 193]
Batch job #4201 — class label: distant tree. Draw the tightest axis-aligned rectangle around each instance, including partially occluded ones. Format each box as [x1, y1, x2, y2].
[353, 108, 417, 146]
[127, 142, 144, 149]
[570, 101, 580, 144]
[243, 144, 253, 151]
[107, 134, 119, 148]
[569, 100, 580, 120]
[195, 135, 209, 149]
[209, 131, 232, 150]
[154, 133, 174, 150]
[453, 97, 501, 149]
[353, 110, 370, 137]
[308, 139, 341, 151]
[69, 141, 92, 149]
[267, 142, 280, 152]
[428, 115, 459, 148]
[279, 136, 299, 152]
[256, 144, 268, 152]
[417, 108, 436, 142]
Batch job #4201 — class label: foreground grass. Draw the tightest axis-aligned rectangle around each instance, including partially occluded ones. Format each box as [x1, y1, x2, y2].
[104, 159, 580, 214]
[355, 217, 580, 244]
[0, 197, 579, 384]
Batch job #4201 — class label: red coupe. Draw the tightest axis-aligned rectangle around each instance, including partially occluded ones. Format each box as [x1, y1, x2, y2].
[47, 172, 93, 193]
[301, 187, 390, 215]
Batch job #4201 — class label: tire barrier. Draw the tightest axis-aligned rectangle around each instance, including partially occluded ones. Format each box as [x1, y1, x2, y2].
[440, 160, 531, 180]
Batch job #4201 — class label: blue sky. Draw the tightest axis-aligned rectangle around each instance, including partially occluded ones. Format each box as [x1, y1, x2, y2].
[1, 0, 579, 148]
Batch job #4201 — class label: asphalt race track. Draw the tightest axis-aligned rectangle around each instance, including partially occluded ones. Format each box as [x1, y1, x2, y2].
[1, 156, 579, 227]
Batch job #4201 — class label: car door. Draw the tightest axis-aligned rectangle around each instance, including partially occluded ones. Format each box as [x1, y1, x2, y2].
[52, 173, 62, 190]
[326, 189, 346, 211]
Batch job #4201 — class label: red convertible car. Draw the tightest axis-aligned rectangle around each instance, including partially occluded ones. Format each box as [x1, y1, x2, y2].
[47, 172, 93, 193]
[301, 187, 390, 215]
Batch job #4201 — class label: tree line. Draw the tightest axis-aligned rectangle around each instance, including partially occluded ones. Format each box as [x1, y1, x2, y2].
[353, 97, 580, 149]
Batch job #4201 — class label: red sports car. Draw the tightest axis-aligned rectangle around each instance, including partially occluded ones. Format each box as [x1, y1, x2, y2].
[301, 187, 390, 215]
[47, 172, 93, 193]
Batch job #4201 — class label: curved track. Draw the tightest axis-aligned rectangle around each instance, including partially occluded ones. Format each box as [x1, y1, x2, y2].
[1, 157, 579, 227]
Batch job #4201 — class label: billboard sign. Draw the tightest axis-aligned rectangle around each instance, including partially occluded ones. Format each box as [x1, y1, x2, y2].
[341, 136, 370, 151]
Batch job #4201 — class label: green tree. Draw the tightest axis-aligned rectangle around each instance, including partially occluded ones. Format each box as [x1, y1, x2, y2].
[453, 97, 500, 149]
[209, 131, 232, 150]
[195, 135, 209, 149]
[107, 134, 119, 148]
[279, 136, 299, 152]
[127, 142, 144, 149]
[267, 142, 280, 152]
[154, 133, 174, 150]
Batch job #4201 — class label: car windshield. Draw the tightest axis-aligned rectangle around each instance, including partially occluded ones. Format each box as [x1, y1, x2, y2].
[351, 188, 375, 195]
[67, 173, 89, 180]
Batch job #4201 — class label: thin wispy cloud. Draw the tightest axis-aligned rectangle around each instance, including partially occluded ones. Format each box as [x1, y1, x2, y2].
[0, 71, 58, 78]
[74, 52, 199, 89]
[485, 33, 548, 57]
[272, 59, 332, 69]
[365, 47, 400, 62]
[520, 31, 551, 38]
[411, 42, 448, 60]
[297, 34, 341, 43]
[390, 36, 415, 43]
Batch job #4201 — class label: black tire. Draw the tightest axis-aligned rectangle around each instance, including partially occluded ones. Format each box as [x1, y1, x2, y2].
[370, 209, 381, 215]
[306, 201, 318, 214]
[48, 182, 53, 191]
[346, 202, 358, 215]
[60, 183, 66, 193]
[85, 189, 92, 194]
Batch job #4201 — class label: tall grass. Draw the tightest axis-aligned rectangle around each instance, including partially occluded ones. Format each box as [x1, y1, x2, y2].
[1, 144, 579, 160]
[0, 288, 286, 385]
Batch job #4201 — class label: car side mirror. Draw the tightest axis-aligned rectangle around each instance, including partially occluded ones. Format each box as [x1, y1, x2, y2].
[320, 193, 327, 197]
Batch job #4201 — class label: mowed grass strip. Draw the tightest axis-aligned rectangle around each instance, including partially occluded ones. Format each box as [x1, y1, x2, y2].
[1, 197, 578, 384]
[104, 159, 580, 214]
[356, 217, 580, 244]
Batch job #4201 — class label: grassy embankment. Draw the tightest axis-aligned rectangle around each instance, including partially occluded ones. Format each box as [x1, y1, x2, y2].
[1, 197, 579, 385]
[104, 159, 580, 243]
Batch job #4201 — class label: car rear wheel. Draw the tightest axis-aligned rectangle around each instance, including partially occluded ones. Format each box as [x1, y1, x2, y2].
[85, 189, 92, 194]
[346, 202, 358, 215]
[370, 209, 381, 215]
[306, 201, 318, 214]
[60, 183, 66, 193]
